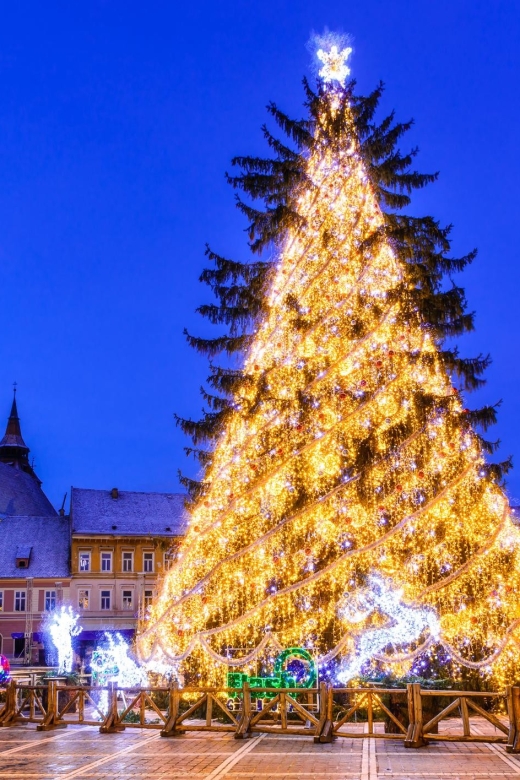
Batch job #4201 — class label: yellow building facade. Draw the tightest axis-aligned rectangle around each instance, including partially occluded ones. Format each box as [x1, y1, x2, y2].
[70, 487, 185, 663]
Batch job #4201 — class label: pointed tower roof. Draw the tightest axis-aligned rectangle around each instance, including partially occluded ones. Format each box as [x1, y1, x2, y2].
[0, 389, 38, 481]
[0, 391, 29, 452]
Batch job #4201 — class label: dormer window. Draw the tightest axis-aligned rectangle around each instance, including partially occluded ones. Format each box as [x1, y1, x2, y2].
[15, 545, 32, 569]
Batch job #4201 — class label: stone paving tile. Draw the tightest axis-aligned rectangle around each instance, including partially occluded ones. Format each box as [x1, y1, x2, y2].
[0, 721, 518, 779]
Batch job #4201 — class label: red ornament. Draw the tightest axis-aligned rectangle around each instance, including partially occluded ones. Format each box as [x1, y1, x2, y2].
[193, 525, 200, 533]
[201, 596, 208, 604]
[388, 350, 395, 357]
[360, 380, 367, 387]
[463, 409, 470, 415]
[376, 360, 383, 367]
[254, 364, 260, 371]
[296, 424, 303, 431]
[273, 555, 280, 564]
[204, 501, 210, 507]
[177, 629, 184, 637]
[378, 506, 386, 512]
[418, 471, 425, 479]
[339, 392, 347, 400]
[396, 485, 403, 492]
[251, 464, 257, 470]
[305, 548, 312, 556]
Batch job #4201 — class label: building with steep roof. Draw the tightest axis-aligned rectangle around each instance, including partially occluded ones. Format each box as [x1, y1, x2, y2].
[0, 515, 71, 661]
[0, 392, 68, 663]
[0, 390, 187, 666]
[69, 487, 186, 662]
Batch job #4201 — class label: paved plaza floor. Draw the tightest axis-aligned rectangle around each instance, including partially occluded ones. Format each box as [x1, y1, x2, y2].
[0, 722, 519, 779]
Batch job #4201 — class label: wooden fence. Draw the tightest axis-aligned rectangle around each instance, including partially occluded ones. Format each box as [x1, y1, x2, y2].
[0, 679, 518, 753]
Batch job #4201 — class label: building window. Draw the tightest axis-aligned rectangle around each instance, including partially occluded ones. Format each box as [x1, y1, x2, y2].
[78, 590, 89, 610]
[143, 552, 154, 573]
[101, 552, 113, 572]
[14, 591, 26, 612]
[0, 592, 3, 612]
[122, 590, 133, 609]
[45, 591, 56, 611]
[144, 590, 153, 609]
[101, 590, 111, 610]
[79, 551, 91, 572]
[164, 550, 175, 570]
[122, 551, 134, 573]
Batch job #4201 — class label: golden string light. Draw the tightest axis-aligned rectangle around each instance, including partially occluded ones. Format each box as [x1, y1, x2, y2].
[137, 53, 520, 686]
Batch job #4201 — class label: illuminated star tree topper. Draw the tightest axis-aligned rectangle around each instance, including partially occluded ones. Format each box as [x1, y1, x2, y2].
[316, 44, 352, 87]
[317, 43, 353, 86]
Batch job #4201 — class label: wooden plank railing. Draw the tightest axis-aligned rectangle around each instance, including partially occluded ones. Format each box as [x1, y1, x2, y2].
[0, 679, 517, 753]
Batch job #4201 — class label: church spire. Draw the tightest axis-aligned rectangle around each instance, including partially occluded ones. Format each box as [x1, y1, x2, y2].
[0, 387, 38, 480]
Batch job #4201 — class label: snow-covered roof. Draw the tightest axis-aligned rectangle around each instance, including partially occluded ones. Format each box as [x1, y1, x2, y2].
[0, 516, 70, 578]
[15, 545, 32, 560]
[70, 487, 187, 537]
[0, 462, 57, 517]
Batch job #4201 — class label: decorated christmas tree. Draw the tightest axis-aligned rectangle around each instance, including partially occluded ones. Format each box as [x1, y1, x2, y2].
[138, 38, 520, 686]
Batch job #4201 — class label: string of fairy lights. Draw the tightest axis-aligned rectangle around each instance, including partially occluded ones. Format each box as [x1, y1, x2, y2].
[137, 43, 520, 686]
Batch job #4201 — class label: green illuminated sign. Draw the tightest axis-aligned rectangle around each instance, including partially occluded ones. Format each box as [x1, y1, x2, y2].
[226, 647, 317, 697]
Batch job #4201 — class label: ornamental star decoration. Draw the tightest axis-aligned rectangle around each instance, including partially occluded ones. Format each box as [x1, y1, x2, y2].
[317, 44, 353, 86]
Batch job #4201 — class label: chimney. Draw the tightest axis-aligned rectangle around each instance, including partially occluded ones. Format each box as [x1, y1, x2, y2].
[111, 487, 119, 499]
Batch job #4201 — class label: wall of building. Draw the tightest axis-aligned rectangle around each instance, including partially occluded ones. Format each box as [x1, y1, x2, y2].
[70, 535, 179, 631]
[0, 578, 71, 661]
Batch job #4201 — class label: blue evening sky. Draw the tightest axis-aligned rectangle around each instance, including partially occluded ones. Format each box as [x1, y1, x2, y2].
[0, 1, 518, 509]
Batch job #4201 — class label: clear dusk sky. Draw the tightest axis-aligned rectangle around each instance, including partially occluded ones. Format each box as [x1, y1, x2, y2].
[0, 1, 519, 509]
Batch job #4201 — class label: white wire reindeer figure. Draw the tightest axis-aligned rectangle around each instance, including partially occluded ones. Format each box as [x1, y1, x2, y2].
[337, 575, 440, 683]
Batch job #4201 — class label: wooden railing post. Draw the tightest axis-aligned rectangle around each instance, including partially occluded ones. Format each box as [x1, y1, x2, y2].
[99, 682, 125, 734]
[78, 688, 85, 724]
[315, 683, 334, 743]
[404, 683, 425, 748]
[37, 680, 67, 731]
[206, 691, 213, 727]
[235, 682, 251, 739]
[0, 680, 18, 727]
[506, 685, 520, 753]
[161, 681, 181, 738]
